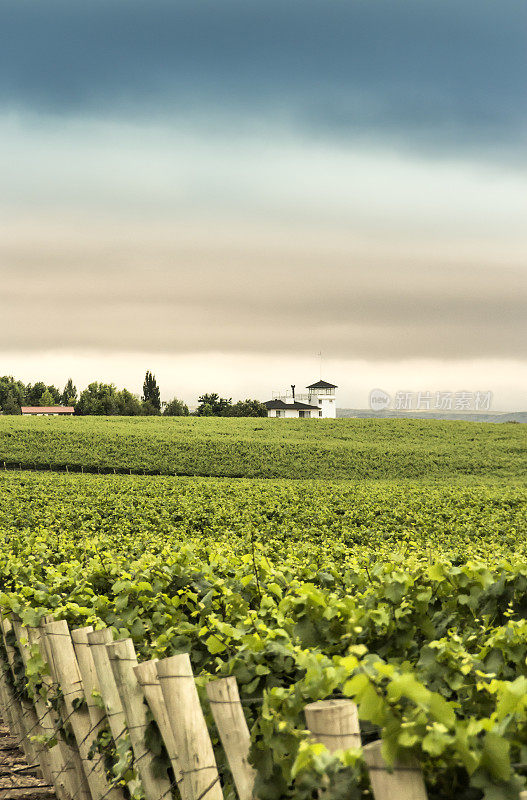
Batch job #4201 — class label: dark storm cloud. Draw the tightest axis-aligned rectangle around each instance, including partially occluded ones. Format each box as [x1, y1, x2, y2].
[1, 0, 526, 158]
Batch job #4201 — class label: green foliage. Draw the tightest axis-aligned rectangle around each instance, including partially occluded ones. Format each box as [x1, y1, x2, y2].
[0, 376, 25, 411]
[25, 382, 61, 406]
[76, 383, 145, 416]
[76, 382, 121, 415]
[0, 471, 525, 563]
[0, 376, 75, 413]
[230, 399, 268, 417]
[25, 382, 47, 405]
[163, 397, 189, 416]
[0, 417, 525, 798]
[196, 393, 232, 416]
[0, 416, 524, 480]
[196, 395, 267, 417]
[0, 467, 527, 797]
[2, 392, 21, 415]
[38, 388, 56, 407]
[140, 400, 160, 416]
[142, 371, 161, 412]
[117, 389, 143, 416]
[61, 378, 77, 406]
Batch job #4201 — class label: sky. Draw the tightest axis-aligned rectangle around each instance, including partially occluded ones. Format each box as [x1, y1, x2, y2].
[1, 0, 526, 410]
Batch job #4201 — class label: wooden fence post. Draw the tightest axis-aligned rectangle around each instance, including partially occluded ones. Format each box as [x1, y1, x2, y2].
[156, 654, 223, 800]
[206, 677, 255, 800]
[0, 653, 18, 737]
[39, 620, 92, 800]
[87, 630, 143, 799]
[106, 639, 173, 800]
[0, 618, 22, 739]
[8, 616, 45, 772]
[133, 658, 190, 800]
[362, 741, 428, 800]
[0, 614, 40, 767]
[71, 628, 130, 800]
[0, 642, 28, 757]
[86, 630, 127, 739]
[304, 699, 361, 752]
[70, 627, 106, 733]
[11, 617, 55, 785]
[43, 619, 124, 800]
[25, 623, 79, 800]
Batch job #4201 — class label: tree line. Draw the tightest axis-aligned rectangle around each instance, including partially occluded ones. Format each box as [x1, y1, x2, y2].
[0, 373, 267, 417]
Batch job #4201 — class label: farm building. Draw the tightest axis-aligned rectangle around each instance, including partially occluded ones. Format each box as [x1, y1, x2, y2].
[265, 379, 338, 419]
[21, 406, 75, 416]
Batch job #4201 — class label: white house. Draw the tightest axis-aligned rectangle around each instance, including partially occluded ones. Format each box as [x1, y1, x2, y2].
[265, 380, 338, 419]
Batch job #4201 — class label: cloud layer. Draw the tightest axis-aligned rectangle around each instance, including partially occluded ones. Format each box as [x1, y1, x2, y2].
[1, 0, 526, 408]
[1, 0, 526, 160]
[2, 214, 526, 360]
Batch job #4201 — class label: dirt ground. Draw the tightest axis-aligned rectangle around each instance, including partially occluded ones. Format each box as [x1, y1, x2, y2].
[0, 722, 55, 800]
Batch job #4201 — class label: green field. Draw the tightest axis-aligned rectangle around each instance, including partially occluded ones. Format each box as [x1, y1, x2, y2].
[0, 418, 526, 799]
[1, 471, 526, 563]
[0, 416, 525, 480]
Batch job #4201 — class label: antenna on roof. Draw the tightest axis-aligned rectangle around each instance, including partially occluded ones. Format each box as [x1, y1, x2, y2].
[291, 384, 295, 400]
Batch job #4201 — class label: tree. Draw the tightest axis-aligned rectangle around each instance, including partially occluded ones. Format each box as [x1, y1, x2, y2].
[230, 399, 267, 417]
[142, 371, 161, 412]
[26, 382, 60, 405]
[25, 382, 47, 405]
[194, 394, 265, 417]
[163, 397, 189, 416]
[0, 377, 25, 411]
[116, 389, 142, 416]
[76, 383, 146, 415]
[49, 385, 61, 403]
[61, 379, 77, 405]
[76, 383, 120, 415]
[141, 401, 160, 416]
[2, 392, 21, 415]
[196, 393, 232, 416]
[39, 388, 56, 407]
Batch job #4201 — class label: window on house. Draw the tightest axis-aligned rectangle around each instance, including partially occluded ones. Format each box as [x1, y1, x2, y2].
[276, 410, 284, 417]
[299, 410, 310, 418]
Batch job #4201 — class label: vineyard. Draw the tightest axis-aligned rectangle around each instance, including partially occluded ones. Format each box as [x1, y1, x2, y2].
[0, 416, 525, 480]
[0, 419, 526, 799]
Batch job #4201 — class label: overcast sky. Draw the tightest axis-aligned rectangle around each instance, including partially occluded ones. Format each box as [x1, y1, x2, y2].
[1, 0, 526, 410]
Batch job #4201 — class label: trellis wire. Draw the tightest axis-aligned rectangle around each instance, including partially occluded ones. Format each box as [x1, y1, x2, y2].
[0, 614, 440, 800]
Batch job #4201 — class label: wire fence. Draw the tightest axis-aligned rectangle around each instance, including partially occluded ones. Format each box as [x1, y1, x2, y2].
[0, 613, 470, 800]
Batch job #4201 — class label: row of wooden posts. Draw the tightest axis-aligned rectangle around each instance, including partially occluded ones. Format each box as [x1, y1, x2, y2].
[2, 461, 153, 476]
[0, 612, 512, 800]
[1, 462, 194, 478]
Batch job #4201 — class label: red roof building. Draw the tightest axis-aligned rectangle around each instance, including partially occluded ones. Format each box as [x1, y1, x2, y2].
[21, 406, 75, 416]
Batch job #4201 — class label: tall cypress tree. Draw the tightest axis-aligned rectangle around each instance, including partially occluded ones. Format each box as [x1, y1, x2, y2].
[61, 378, 77, 405]
[142, 371, 161, 411]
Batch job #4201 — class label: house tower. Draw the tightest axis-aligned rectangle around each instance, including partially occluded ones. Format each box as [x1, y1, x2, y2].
[306, 380, 338, 418]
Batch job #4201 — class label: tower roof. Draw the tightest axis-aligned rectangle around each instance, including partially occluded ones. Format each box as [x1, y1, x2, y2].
[265, 399, 320, 411]
[306, 379, 338, 390]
